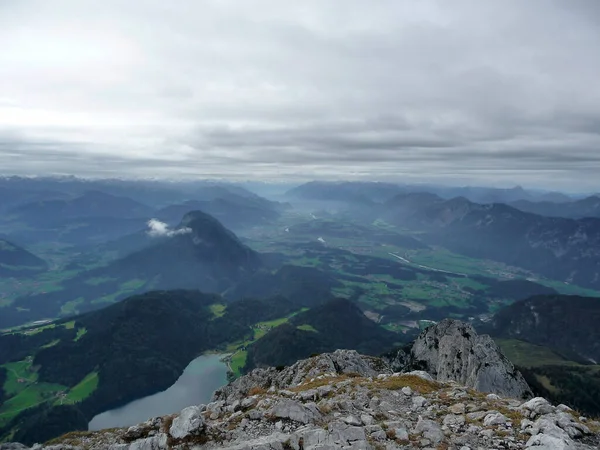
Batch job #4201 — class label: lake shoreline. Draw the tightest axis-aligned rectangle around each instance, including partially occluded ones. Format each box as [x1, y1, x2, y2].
[88, 353, 228, 431]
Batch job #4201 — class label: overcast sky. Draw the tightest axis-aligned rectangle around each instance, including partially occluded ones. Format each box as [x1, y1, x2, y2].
[2, 1, 600, 190]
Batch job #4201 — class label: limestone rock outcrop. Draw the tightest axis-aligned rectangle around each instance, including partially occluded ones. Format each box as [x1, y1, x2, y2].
[409, 319, 533, 399]
[214, 349, 389, 403]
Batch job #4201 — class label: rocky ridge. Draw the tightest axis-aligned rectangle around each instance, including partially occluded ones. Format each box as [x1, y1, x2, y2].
[408, 319, 533, 400]
[4, 321, 599, 450]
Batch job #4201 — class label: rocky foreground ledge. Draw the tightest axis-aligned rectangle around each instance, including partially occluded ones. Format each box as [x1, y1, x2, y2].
[3, 321, 600, 450]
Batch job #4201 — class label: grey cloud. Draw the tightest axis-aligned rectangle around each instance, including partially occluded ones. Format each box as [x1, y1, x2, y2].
[1, 0, 600, 190]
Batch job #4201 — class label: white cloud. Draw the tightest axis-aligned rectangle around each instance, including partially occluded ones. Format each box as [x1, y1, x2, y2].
[146, 219, 191, 238]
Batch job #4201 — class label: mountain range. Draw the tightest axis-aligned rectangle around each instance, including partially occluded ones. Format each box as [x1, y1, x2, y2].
[155, 197, 282, 231]
[0, 211, 262, 328]
[511, 195, 600, 219]
[7, 190, 154, 225]
[3, 176, 600, 446]
[482, 294, 600, 416]
[487, 294, 600, 364]
[286, 181, 576, 205]
[0, 179, 288, 247]
[379, 193, 600, 290]
[245, 298, 400, 370]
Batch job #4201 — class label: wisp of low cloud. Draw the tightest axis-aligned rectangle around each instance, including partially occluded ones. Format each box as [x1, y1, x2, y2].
[146, 219, 192, 238]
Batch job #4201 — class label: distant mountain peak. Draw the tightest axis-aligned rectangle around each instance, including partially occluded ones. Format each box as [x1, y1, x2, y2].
[181, 209, 226, 227]
[179, 210, 243, 245]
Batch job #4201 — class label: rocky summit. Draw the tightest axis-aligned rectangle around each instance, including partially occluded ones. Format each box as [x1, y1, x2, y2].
[384, 319, 532, 400]
[409, 319, 533, 400]
[4, 322, 600, 450]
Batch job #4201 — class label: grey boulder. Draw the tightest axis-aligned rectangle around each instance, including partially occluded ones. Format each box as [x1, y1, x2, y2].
[169, 405, 205, 439]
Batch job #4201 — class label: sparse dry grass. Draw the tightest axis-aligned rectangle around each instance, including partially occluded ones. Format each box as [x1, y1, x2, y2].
[45, 428, 123, 448]
[168, 432, 210, 448]
[373, 411, 388, 422]
[569, 409, 600, 433]
[45, 430, 95, 446]
[161, 414, 176, 433]
[291, 372, 440, 397]
[226, 414, 244, 430]
[587, 421, 600, 434]
[465, 415, 483, 425]
[367, 437, 386, 450]
[290, 374, 353, 392]
[318, 403, 334, 414]
[248, 386, 267, 396]
[465, 388, 488, 401]
[372, 374, 440, 394]
[488, 402, 525, 428]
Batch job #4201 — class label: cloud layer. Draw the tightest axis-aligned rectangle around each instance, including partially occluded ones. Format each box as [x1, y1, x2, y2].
[2, 1, 600, 190]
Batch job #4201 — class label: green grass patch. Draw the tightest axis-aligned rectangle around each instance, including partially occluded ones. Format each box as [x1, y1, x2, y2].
[61, 372, 99, 404]
[253, 328, 267, 340]
[535, 279, 600, 298]
[90, 291, 122, 304]
[289, 257, 321, 267]
[224, 339, 251, 353]
[209, 303, 226, 318]
[418, 320, 436, 330]
[120, 278, 146, 290]
[229, 351, 247, 377]
[454, 277, 488, 291]
[496, 339, 584, 368]
[382, 323, 408, 333]
[19, 323, 56, 336]
[0, 359, 69, 426]
[224, 308, 311, 375]
[40, 339, 60, 349]
[256, 317, 290, 328]
[535, 374, 559, 394]
[406, 248, 489, 275]
[297, 324, 318, 333]
[63, 321, 75, 330]
[252, 315, 297, 340]
[84, 277, 115, 286]
[372, 219, 396, 230]
[74, 328, 87, 342]
[60, 298, 85, 316]
[3, 360, 37, 396]
[0, 382, 67, 426]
